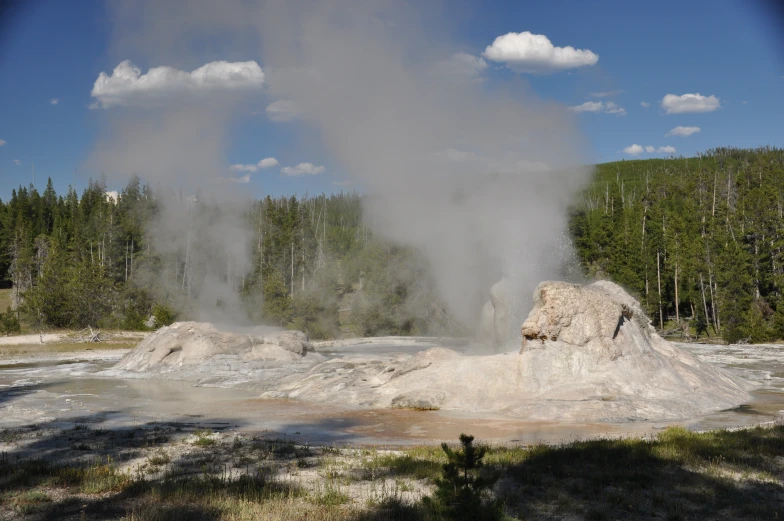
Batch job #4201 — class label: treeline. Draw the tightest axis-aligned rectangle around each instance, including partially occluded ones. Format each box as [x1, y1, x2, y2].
[8, 146, 784, 343]
[0, 178, 452, 337]
[570, 146, 784, 343]
[4, 177, 158, 330]
[242, 194, 449, 338]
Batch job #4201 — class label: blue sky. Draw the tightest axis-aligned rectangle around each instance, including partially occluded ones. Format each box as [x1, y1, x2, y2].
[0, 0, 782, 199]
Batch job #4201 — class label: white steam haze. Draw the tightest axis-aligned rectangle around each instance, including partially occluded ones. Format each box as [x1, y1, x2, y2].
[87, 0, 591, 331]
[87, 77, 257, 323]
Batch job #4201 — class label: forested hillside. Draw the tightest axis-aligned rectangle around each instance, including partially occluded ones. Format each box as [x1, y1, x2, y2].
[570, 146, 784, 343]
[3, 146, 784, 343]
[0, 178, 449, 338]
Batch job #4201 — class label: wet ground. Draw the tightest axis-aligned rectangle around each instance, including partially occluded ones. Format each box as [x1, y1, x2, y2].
[1, 339, 783, 446]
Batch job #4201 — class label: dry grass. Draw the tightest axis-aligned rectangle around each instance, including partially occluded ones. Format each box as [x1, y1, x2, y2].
[1, 424, 784, 520]
[0, 288, 13, 312]
[0, 342, 136, 358]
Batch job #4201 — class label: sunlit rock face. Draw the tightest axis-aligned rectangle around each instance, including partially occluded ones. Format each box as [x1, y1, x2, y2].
[114, 322, 313, 374]
[521, 280, 653, 359]
[113, 283, 753, 423]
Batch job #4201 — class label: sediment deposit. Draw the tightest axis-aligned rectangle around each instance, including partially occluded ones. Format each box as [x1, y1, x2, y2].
[113, 281, 752, 422]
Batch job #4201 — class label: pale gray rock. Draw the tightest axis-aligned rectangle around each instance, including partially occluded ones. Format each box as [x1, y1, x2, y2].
[113, 322, 315, 379]
[391, 390, 447, 410]
[111, 283, 754, 423]
[269, 280, 752, 421]
[266, 330, 309, 355]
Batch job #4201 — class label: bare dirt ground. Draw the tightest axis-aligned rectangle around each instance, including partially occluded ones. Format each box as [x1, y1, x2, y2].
[0, 331, 146, 367]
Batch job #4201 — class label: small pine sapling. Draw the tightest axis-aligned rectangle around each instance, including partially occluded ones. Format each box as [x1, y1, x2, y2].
[425, 433, 499, 520]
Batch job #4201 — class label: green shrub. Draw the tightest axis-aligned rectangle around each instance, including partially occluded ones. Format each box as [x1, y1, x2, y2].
[424, 434, 500, 520]
[0, 306, 21, 334]
[152, 303, 177, 327]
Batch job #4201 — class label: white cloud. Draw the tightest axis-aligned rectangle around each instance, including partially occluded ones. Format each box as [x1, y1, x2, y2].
[624, 144, 676, 156]
[91, 60, 265, 108]
[13, 159, 21, 165]
[590, 90, 622, 98]
[281, 162, 325, 176]
[666, 126, 701, 137]
[437, 52, 488, 79]
[640, 101, 650, 108]
[741, 100, 748, 105]
[660, 93, 720, 114]
[230, 164, 258, 173]
[266, 100, 303, 122]
[569, 100, 626, 116]
[257, 157, 279, 169]
[229, 157, 279, 173]
[569, 101, 603, 112]
[0, 139, 5, 146]
[483, 31, 598, 73]
[624, 144, 644, 156]
[50, 98, 59, 105]
[604, 102, 626, 115]
[216, 174, 251, 184]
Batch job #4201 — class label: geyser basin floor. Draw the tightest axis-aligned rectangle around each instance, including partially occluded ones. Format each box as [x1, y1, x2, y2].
[0, 339, 782, 445]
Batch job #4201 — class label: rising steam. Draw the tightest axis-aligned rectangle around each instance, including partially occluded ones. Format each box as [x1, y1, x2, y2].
[89, 0, 591, 330]
[257, 1, 591, 327]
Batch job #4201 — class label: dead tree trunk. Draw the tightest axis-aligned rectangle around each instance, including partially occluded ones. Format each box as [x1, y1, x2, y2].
[674, 256, 680, 325]
[657, 251, 663, 331]
[708, 271, 720, 335]
[290, 241, 294, 299]
[700, 273, 711, 333]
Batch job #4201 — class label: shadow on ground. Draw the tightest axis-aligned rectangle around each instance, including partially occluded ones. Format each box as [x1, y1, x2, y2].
[1, 412, 784, 520]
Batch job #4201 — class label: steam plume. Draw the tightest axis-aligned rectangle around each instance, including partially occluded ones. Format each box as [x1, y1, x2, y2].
[89, 0, 591, 330]
[257, 0, 591, 327]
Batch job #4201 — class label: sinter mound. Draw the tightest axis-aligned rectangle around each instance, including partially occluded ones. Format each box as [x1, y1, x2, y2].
[114, 281, 752, 422]
[113, 322, 322, 384]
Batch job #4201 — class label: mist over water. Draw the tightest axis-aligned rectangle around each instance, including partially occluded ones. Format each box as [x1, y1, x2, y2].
[89, 0, 591, 330]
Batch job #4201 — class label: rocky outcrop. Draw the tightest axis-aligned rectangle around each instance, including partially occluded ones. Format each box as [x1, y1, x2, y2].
[114, 322, 313, 374]
[111, 283, 754, 423]
[520, 280, 651, 359]
[268, 280, 751, 421]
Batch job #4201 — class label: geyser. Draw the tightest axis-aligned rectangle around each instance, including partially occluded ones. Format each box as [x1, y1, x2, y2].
[115, 280, 751, 422]
[257, 0, 592, 331]
[91, 0, 592, 332]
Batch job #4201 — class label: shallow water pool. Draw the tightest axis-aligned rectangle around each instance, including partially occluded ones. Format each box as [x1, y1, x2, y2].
[1, 339, 783, 446]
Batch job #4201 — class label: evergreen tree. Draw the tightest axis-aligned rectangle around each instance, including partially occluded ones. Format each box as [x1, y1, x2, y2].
[425, 434, 499, 520]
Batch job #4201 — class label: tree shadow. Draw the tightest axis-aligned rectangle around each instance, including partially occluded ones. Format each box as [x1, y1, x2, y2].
[4, 391, 784, 520]
[500, 427, 784, 520]
[0, 381, 58, 408]
[0, 411, 309, 520]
